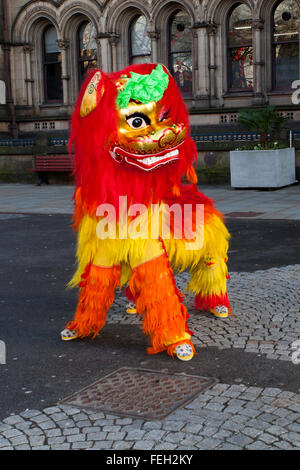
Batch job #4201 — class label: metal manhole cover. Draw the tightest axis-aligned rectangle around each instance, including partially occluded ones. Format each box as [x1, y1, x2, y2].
[225, 211, 263, 218]
[59, 368, 218, 420]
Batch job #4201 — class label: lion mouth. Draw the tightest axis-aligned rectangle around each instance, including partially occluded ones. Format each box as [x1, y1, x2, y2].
[110, 144, 182, 171]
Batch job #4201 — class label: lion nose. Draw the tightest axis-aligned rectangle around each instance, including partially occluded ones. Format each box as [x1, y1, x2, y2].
[157, 125, 186, 149]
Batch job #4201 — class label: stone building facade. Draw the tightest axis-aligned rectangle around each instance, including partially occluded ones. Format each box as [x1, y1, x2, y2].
[1, 0, 300, 179]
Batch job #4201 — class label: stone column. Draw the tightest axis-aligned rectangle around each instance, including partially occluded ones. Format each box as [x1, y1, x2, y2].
[193, 23, 210, 105]
[23, 44, 33, 106]
[97, 33, 111, 72]
[148, 31, 160, 63]
[57, 39, 70, 106]
[207, 24, 217, 99]
[109, 34, 120, 72]
[252, 19, 265, 104]
[95, 36, 102, 69]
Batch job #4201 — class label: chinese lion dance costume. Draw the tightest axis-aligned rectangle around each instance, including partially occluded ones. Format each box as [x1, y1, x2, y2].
[61, 64, 231, 361]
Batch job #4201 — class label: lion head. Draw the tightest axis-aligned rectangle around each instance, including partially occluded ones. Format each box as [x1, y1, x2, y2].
[70, 63, 197, 218]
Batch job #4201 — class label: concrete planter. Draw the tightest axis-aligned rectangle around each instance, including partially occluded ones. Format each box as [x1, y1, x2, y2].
[230, 147, 296, 188]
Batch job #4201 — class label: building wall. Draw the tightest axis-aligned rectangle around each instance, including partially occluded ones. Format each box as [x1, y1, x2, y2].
[0, 0, 300, 134]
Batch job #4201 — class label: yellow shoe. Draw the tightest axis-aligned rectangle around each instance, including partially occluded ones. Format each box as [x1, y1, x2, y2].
[126, 302, 137, 314]
[209, 305, 229, 318]
[174, 343, 194, 361]
[61, 328, 79, 341]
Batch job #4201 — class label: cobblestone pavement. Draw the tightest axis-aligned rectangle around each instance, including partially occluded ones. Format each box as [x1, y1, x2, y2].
[0, 383, 299, 450]
[0, 264, 300, 450]
[107, 265, 300, 364]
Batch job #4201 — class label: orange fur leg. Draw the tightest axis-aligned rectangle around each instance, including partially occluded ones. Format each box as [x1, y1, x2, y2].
[129, 254, 192, 356]
[67, 264, 120, 338]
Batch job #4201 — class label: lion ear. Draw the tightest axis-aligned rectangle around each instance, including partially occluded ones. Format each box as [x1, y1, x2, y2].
[80, 70, 105, 117]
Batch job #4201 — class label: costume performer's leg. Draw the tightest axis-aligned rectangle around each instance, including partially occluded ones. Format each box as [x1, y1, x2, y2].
[62, 263, 120, 339]
[129, 242, 195, 360]
[124, 285, 137, 314]
[194, 255, 230, 317]
[188, 214, 231, 318]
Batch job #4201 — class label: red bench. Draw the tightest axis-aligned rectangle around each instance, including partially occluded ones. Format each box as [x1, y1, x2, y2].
[28, 154, 74, 185]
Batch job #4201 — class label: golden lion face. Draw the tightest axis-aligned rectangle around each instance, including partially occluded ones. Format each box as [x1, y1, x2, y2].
[110, 100, 187, 171]
[79, 68, 187, 172]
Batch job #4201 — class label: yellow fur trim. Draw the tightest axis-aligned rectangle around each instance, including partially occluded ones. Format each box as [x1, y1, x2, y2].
[69, 211, 230, 298]
[164, 331, 191, 347]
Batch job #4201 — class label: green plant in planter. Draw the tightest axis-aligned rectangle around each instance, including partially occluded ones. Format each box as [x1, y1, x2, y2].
[237, 141, 287, 151]
[237, 106, 287, 148]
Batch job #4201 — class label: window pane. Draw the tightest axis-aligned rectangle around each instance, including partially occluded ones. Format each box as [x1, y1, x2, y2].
[275, 42, 299, 87]
[43, 26, 62, 101]
[131, 55, 152, 65]
[273, 1, 299, 89]
[131, 16, 151, 57]
[44, 26, 60, 53]
[229, 4, 252, 46]
[79, 22, 97, 59]
[170, 11, 192, 53]
[170, 53, 193, 94]
[45, 62, 63, 101]
[80, 59, 98, 78]
[274, 0, 299, 42]
[169, 11, 192, 96]
[78, 22, 98, 84]
[229, 46, 253, 89]
[44, 26, 61, 63]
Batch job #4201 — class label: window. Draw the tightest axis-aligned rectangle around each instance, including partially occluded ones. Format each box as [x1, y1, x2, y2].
[43, 25, 63, 102]
[273, 0, 299, 90]
[228, 3, 253, 91]
[129, 15, 151, 64]
[78, 21, 98, 84]
[168, 10, 193, 97]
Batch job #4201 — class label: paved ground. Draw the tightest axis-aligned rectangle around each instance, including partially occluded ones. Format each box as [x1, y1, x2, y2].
[0, 183, 299, 450]
[0, 183, 300, 218]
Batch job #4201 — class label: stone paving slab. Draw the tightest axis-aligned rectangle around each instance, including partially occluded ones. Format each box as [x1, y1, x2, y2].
[0, 184, 300, 219]
[0, 383, 299, 450]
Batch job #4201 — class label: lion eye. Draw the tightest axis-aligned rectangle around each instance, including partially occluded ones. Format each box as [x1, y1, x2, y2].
[126, 113, 150, 129]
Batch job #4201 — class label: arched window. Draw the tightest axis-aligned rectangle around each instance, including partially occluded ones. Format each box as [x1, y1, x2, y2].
[228, 3, 253, 91]
[169, 10, 193, 97]
[272, 0, 299, 90]
[129, 15, 151, 64]
[168, 10, 193, 96]
[43, 25, 63, 102]
[78, 21, 98, 84]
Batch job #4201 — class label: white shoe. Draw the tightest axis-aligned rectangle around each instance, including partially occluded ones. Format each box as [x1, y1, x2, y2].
[174, 343, 194, 361]
[126, 302, 137, 314]
[61, 328, 79, 341]
[209, 305, 229, 318]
